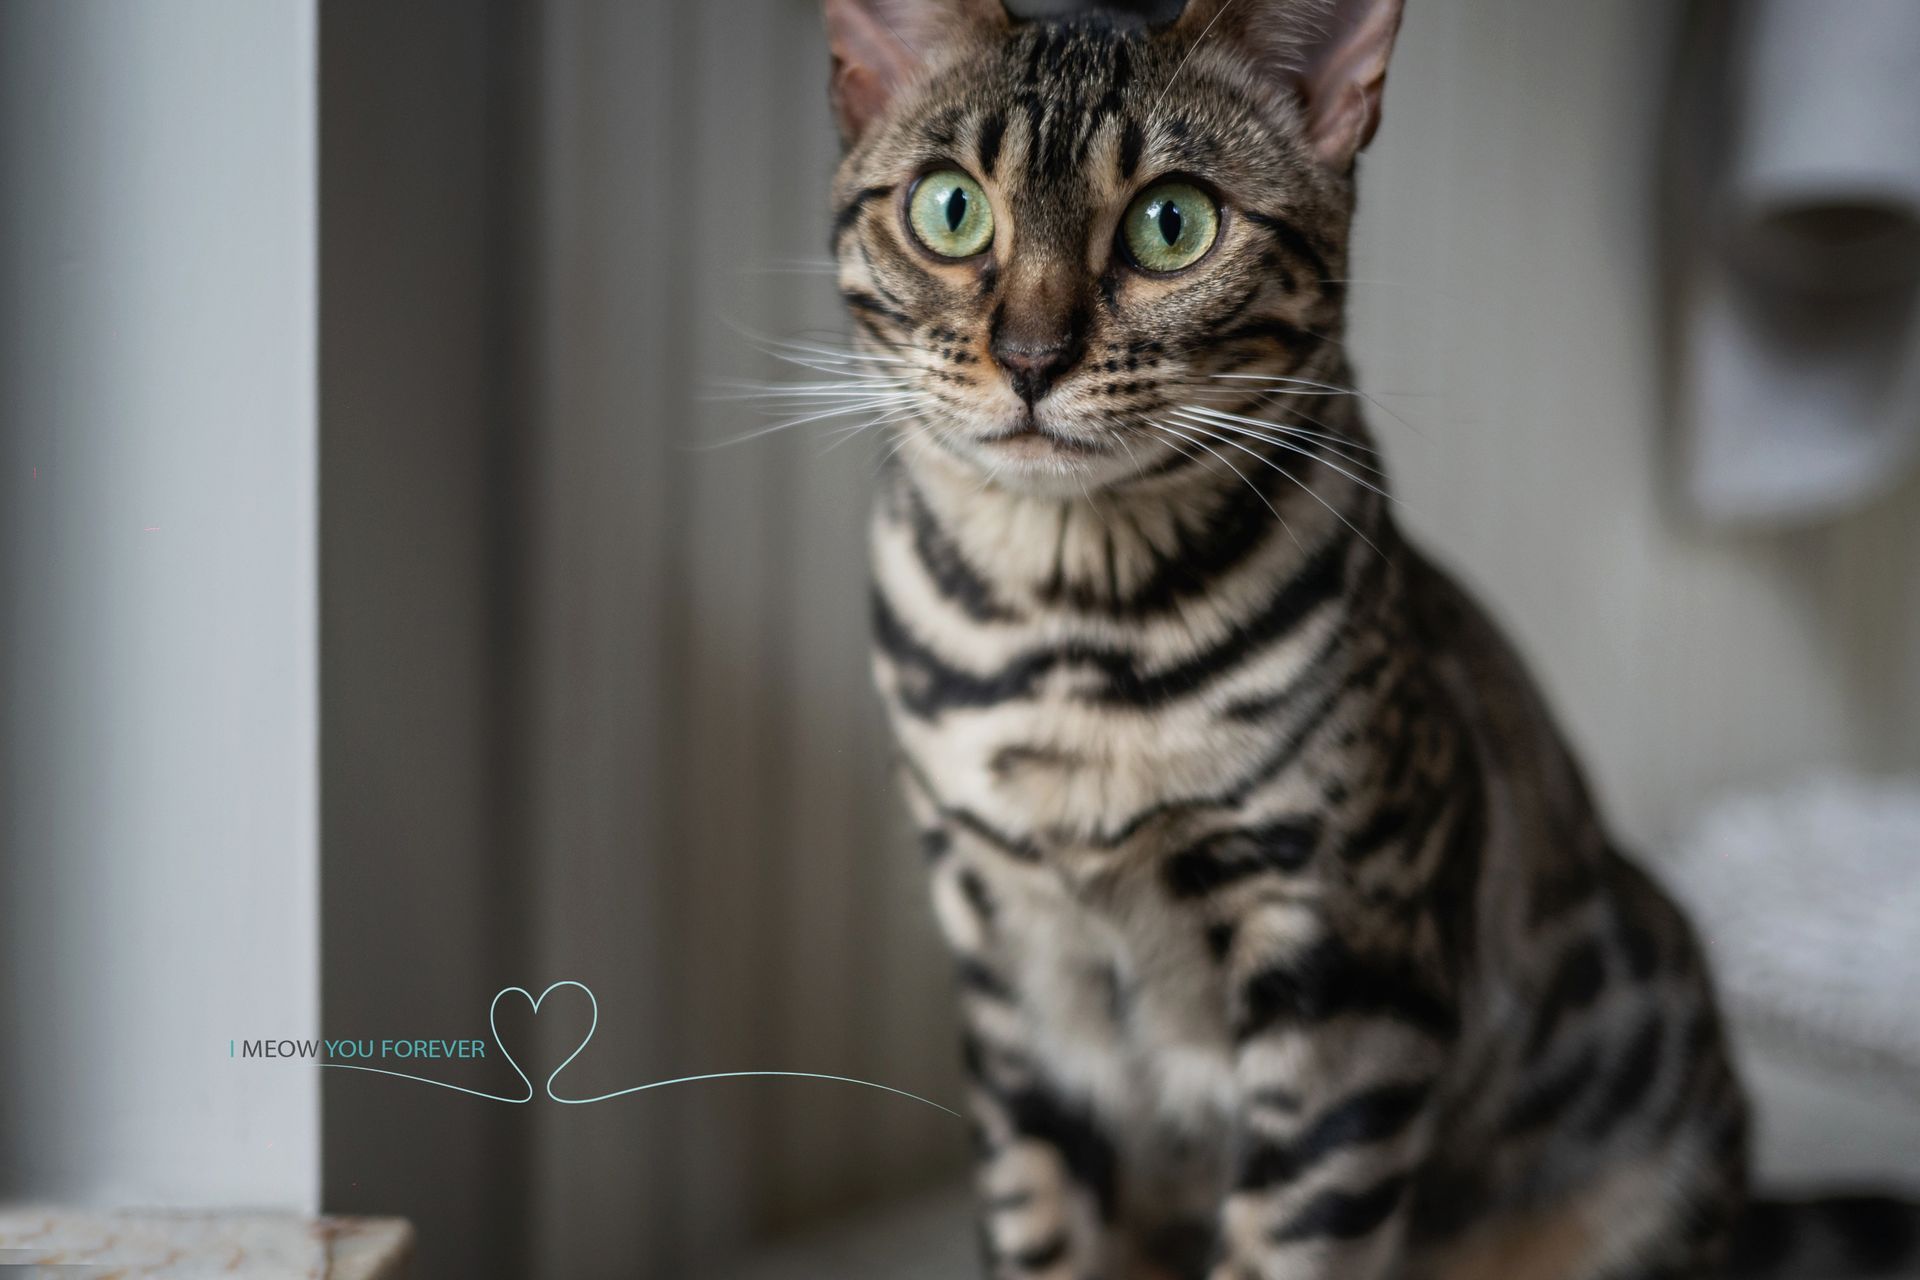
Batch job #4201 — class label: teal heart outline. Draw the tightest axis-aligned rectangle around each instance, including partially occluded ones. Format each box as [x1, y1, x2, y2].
[489, 979, 599, 1104]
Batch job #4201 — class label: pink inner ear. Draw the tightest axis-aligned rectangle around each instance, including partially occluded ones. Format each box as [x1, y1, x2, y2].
[823, 0, 925, 138]
[823, 0, 1008, 140]
[833, 60, 897, 138]
[1290, 0, 1404, 167]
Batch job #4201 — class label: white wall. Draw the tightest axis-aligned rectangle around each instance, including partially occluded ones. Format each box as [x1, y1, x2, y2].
[0, 0, 320, 1210]
[1351, 0, 1920, 854]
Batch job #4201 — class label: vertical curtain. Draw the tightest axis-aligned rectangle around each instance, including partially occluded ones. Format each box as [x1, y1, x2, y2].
[323, 2, 963, 1276]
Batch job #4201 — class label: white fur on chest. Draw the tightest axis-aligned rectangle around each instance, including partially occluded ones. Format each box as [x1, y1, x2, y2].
[994, 859, 1244, 1137]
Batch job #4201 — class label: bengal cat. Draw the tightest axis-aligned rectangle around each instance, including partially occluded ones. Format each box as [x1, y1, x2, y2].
[814, 1, 1919, 1276]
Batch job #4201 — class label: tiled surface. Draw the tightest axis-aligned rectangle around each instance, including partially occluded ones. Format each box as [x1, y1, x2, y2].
[0, 1211, 411, 1280]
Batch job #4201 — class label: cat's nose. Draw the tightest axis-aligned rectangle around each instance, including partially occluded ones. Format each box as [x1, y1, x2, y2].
[991, 334, 1084, 406]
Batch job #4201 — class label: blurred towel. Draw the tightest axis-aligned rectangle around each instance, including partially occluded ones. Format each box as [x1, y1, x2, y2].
[1676, 0, 1920, 525]
[1664, 776, 1920, 1080]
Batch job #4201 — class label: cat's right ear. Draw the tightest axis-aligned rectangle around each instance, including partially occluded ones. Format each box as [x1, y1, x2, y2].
[822, 0, 1007, 142]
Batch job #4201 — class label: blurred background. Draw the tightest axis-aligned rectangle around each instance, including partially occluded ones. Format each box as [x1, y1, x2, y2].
[3, 1, 1917, 1278]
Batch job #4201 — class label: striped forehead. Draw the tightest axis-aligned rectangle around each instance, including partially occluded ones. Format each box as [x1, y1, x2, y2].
[994, 21, 1144, 184]
[909, 22, 1234, 230]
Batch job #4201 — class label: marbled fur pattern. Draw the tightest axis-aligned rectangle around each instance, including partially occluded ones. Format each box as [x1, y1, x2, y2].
[817, 3, 1865, 1277]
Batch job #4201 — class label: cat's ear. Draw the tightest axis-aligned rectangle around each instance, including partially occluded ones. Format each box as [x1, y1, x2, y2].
[1175, 0, 1406, 170]
[822, 0, 1009, 141]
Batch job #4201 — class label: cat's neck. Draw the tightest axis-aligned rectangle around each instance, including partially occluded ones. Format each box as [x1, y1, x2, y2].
[885, 407, 1391, 624]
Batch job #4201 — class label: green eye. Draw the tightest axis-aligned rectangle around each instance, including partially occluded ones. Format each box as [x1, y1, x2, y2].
[1121, 180, 1220, 273]
[908, 170, 995, 259]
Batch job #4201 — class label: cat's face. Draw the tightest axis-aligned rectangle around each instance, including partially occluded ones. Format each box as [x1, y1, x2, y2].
[824, 0, 1403, 494]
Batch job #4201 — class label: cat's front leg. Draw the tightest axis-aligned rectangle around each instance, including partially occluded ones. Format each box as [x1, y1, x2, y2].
[963, 1027, 1120, 1280]
[1208, 916, 1451, 1280]
[919, 825, 1121, 1280]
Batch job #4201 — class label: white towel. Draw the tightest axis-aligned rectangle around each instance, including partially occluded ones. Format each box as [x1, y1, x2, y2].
[1664, 775, 1920, 1081]
[1676, 0, 1920, 526]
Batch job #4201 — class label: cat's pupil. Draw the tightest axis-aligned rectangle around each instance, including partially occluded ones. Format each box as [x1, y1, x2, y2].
[1157, 201, 1184, 246]
[945, 189, 968, 232]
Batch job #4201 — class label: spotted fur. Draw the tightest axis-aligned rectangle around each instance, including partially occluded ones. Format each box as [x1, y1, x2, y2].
[817, 2, 1913, 1277]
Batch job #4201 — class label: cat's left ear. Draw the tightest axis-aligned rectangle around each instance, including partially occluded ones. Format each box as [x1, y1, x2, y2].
[1177, 0, 1406, 170]
[822, 0, 1008, 142]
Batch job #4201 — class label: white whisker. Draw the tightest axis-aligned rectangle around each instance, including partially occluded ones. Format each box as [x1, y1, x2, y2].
[1174, 407, 1389, 482]
[697, 394, 932, 450]
[1155, 0, 1241, 113]
[1170, 419, 1382, 557]
[1173, 401, 1381, 463]
[1147, 420, 1304, 555]
[1202, 372, 1424, 437]
[1175, 413, 1396, 506]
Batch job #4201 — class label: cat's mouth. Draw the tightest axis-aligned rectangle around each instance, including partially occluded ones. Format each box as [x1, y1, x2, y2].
[978, 421, 1111, 460]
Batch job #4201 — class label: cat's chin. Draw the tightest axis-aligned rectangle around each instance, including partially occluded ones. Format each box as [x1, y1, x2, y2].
[899, 419, 1166, 496]
[946, 436, 1155, 497]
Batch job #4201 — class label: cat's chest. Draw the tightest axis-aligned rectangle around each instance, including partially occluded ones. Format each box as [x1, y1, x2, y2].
[880, 670, 1271, 851]
[867, 487, 1319, 848]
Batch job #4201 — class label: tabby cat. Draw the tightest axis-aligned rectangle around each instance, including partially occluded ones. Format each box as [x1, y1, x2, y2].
[816, 1, 1917, 1276]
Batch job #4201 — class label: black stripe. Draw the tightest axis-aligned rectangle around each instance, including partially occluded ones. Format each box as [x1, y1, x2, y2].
[1239, 1080, 1431, 1190]
[1525, 938, 1608, 1063]
[1199, 283, 1261, 333]
[1652, 1008, 1718, 1139]
[1163, 820, 1318, 899]
[832, 184, 892, 242]
[872, 532, 1349, 716]
[850, 310, 897, 348]
[1341, 803, 1410, 865]
[1221, 648, 1391, 798]
[1503, 1045, 1600, 1135]
[1259, 248, 1299, 294]
[1065, 529, 1349, 702]
[1118, 116, 1145, 180]
[1008, 1233, 1069, 1270]
[923, 104, 963, 150]
[1042, 449, 1290, 617]
[948, 803, 1041, 862]
[1236, 936, 1457, 1044]
[902, 479, 1020, 623]
[977, 112, 1007, 178]
[1272, 1174, 1409, 1244]
[841, 287, 911, 329]
[958, 867, 997, 925]
[1220, 610, 1356, 723]
[1245, 210, 1334, 286]
[957, 957, 1015, 1001]
[897, 750, 1042, 862]
[1585, 1012, 1665, 1139]
[1219, 315, 1318, 355]
[1003, 1084, 1119, 1220]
